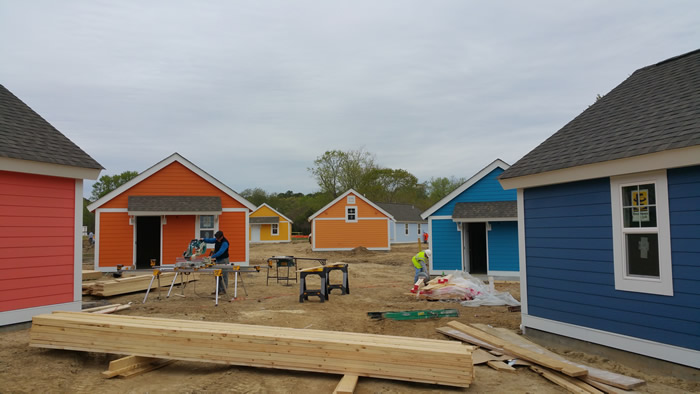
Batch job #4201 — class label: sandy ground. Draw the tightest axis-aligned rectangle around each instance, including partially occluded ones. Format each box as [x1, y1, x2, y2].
[0, 241, 697, 393]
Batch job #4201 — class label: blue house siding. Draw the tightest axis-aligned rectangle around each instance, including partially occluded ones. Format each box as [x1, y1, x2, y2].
[524, 172, 700, 351]
[488, 221, 518, 272]
[434, 168, 516, 216]
[431, 219, 462, 271]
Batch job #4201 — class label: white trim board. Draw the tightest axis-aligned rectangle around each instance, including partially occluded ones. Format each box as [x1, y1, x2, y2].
[486, 270, 519, 278]
[87, 153, 256, 212]
[517, 189, 528, 315]
[522, 314, 700, 369]
[1, 301, 81, 326]
[499, 145, 700, 190]
[252, 203, 294, 223]
[73, 179, 83, 301]
[0, 156, 101, 180]
[422, 159, 510, 219]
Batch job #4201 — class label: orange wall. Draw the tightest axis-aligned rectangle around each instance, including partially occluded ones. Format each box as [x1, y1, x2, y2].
[316, 193, 387, 219]
[314, 219, 389, 249]
[0, 171, 75, 312]
[220, 211, 246, 263]
[101, 162, 246, 209]
[162, 215, 196, 265]
[98, 212, 133, 268]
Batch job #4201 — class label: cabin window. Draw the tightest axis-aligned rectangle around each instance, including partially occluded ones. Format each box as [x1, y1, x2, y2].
[346, 206, 357, 222]
[404, 224, 409, 235]
[271, 223, 279, 236]
[611, 171, 673, 296]
[417, 223, 422, 235]
[198, 215, 216, 239]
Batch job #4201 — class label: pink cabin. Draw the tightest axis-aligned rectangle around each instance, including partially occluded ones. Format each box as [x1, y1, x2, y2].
[0, 85, 102, 326]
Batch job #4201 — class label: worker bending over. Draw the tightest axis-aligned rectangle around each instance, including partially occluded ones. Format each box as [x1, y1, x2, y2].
[201, 230, 230, 294]
[412, 249, 431, 283]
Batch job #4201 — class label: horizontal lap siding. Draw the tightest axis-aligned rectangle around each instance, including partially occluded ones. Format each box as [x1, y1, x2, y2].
[100, 162, 246, 209]
[434, 168, 516, 216]
[431, 219, 461, 271]
[0, 171, 75, 311]
[315, 220, 389, 249]
[260, 221, 290, 241]
[395, 223, 422, 243]
[162, 215, 195, 265]
[98, 212, 133, 267]
[524, 174, 700, 350]
[488, 221, 518, 271]
[220, 212, 246, 263]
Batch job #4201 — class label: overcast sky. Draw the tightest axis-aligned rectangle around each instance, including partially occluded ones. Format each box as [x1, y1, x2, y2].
[1, 1, 698, 198]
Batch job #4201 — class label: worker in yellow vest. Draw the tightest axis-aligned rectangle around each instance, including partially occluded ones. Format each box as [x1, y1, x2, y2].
[412, 249, 431, 283]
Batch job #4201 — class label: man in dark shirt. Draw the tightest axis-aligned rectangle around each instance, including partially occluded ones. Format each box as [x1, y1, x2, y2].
[202, 230, 230, 293]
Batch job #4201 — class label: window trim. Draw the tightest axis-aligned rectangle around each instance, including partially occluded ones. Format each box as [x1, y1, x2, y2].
[610, 170, 673, 296]
[271, 223, 279, 236]
[345, 206, 358, 223]
[404, 223, 409, 235]
[196, 214, 218, 241]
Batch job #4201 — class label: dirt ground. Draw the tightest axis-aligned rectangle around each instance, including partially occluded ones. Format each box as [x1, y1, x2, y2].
[0, 241, 697, 393]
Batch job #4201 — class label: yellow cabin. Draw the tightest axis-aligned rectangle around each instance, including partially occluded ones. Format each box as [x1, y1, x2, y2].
[249, 203, 293, 243]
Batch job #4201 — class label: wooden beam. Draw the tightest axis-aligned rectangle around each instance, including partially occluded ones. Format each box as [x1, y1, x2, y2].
[530, 366, 603, 394]
[333, 374, 358, 394]
[102, 355, 174, 378]
[486, 360, 516, 373]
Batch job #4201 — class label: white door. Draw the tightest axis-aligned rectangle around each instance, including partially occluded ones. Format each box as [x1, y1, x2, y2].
[251, 225, 261, 242]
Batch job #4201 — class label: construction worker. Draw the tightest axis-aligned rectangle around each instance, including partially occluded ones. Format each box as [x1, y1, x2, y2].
[412, 249, 431, 283]
[201, 230, 230, 294]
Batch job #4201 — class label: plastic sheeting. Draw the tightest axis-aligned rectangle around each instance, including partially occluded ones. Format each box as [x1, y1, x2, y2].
[417, 270, 520, 307]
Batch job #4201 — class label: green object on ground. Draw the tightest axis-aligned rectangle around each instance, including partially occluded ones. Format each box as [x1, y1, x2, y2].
[367, 309, 459, 321]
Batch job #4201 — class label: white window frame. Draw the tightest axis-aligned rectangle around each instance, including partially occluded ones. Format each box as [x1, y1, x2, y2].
[610, 170, 673, 296]
[196, 215, 219, 243]
[417, 223, 422, 235]
[271, 223, 279, 236]
[347, 195, 356, 204]
[404, 223, 409, 235]
[345, 206, 358, 223]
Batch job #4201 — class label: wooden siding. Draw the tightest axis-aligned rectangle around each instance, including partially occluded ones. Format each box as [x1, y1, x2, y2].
[431, 219, 462, 271]
[434, 168, 516, 216]
[524, 173, 700, 351]
[314, 219, 388, 249]
[393, 222, 425, 243]
[220, 211, 247, 263]
[259, 221, 290, 241]
[0, 171, 75, 312]
[162, 215, 196, 265]
[316, 193, 388, 219]
[98, 212, 133, 268]
[100, 162, 247, 209]
[487, 221, 518, 271]
[250, 205, 277, 217]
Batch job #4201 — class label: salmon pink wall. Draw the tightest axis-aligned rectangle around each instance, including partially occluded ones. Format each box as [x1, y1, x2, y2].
[0, 171, 75, 312]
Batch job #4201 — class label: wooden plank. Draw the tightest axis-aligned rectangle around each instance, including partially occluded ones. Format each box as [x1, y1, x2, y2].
[91, 304, 131, 314]
[446, 321, 587, 378]
[530, 366, 603, 394]
[333, 374, 358, 394]
[473, 325, 645, 390]
[436, 327, 504, 352]
[102, 355, 174, 378]
[486, 360, 516, 373]
[82, 270, 102, 281]
[81, 304, 120, 313]
[31, 312, 473, 387]
[472, 348, 505, 365]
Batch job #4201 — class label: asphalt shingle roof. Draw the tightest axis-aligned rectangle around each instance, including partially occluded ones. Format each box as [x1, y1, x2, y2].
[128, 196, 222, 212]
[452, 201, 517, 219]
[0, 84, 102, 169]
[250, 216, 280, 224]
[376, 202, 426, 222]
[500, 49, 700, 180]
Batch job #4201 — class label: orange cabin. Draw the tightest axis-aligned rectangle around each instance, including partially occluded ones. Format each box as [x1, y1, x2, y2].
[87, 153, 255, 270]
[308, 189, 394, 251]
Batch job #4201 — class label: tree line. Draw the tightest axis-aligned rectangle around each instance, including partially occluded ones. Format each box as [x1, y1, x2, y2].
[84, 148, 465, 234]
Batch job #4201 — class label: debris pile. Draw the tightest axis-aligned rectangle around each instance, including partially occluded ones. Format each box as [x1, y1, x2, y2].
[410, 271, 520, 307]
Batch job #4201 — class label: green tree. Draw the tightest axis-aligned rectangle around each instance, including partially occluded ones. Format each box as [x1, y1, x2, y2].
[364, 168, 421, 203]
[426, 176, 465, 204]
[308, 148, 377, 197]
[308, 150, 346, 198]
[83, 198, 94, 232]
[90, 170, 139, 201]
[240, 188, 268, 206]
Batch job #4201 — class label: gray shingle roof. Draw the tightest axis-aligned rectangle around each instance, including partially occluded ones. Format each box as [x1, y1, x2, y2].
[250, 216, 280, 224]
[376, 202, 426, 222]
[500, 49, 700, 180]
[452, 201, 517, 220]
[128, 196, 222, 212]
[0, 84, 102, 169]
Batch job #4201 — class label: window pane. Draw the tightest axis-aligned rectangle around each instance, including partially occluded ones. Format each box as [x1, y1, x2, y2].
[639, 206, 657, 228]
[621, 185, 637, 207]
[200, 215, 214, 229]
[625, 233, 660, 277]
[623, 207, 638, 228]
[640, 184, 656, 205]
[201, 230, 214, 239]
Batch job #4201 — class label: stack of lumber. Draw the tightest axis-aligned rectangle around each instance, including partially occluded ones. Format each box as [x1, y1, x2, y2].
[81, 303, 132, 314]
[82, 273, 199, 297]
[82, 270, 103, 281]
[439, 321, 645, 393]
[30, 312, 474, 387]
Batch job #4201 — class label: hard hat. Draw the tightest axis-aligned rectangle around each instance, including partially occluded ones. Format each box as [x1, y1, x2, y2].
[424, 249, 432, 258]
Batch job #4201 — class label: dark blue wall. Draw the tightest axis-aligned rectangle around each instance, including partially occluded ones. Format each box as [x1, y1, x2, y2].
[524, 166, 700, 351]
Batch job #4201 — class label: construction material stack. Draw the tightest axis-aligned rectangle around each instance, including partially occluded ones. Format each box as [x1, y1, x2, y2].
[30, 312, 474, 388]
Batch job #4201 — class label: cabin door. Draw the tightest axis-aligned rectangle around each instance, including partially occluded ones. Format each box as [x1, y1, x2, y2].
[136, 216, 161, 269]
[462, 222, 487, 274]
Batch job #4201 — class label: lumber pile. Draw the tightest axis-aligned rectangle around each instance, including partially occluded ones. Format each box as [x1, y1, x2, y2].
[81, 303, 132, 314]
[82, 272, 199, 297]
[438, 321, 645, 393]
[30, 312, 474, 387]
[82, 270, 103, 281]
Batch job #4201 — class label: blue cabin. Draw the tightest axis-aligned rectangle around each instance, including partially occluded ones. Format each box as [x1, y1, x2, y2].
[499, 49, 700, 369]
[376, 202, 428, 244]
[422, 159, 518, 276]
